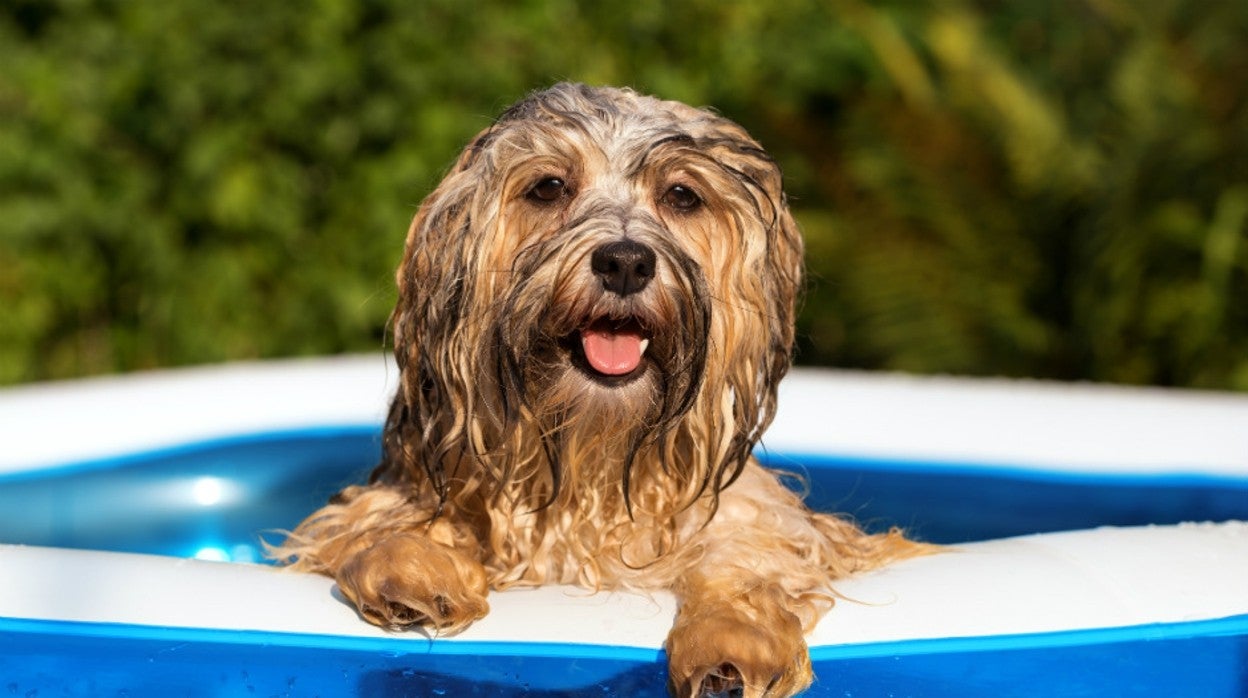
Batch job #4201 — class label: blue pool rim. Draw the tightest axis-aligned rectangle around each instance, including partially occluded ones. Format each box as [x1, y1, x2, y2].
[7, 425, 1248, 491]
[3, 612, 1247, 659]
[0, 425, 383, 484]
[3, 613, 1246, 696]
[7, 424, 1247, 552]
[756, 447, 1248, 491]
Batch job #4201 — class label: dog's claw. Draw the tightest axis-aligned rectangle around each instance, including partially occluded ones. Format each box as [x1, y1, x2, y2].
[335, 534, 489, 635]
[384, 600, 423, 625]
[698, 663, 745, 698]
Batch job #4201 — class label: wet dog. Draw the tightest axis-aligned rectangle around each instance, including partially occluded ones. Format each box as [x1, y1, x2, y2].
[275, 84, 919, 697]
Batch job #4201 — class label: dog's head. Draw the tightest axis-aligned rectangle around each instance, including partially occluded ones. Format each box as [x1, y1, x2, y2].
[381, 84, 802, 513]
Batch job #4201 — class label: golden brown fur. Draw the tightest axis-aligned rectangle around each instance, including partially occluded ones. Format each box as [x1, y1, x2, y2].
[273, 83, 923, 697]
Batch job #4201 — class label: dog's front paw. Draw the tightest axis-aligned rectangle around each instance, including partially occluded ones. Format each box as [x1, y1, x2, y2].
[335, 533, 489, 634]
[665, 601, 811, 698]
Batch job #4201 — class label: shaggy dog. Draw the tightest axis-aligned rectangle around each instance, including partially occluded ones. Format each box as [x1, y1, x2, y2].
[275, 84, 920, 697]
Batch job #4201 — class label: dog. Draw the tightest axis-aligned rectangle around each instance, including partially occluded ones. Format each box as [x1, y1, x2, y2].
[274, 83, 921, 697]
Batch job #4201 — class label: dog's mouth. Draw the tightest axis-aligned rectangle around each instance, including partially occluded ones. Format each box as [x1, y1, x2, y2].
[568, 317, 652, 380]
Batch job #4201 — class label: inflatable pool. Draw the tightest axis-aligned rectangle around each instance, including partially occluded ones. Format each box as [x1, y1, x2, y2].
[1, 356, 1246, 696]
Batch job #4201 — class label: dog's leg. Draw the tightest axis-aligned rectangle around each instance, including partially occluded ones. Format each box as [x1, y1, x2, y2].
[664, 465, 921, 697]
[275, 485, 489, 634]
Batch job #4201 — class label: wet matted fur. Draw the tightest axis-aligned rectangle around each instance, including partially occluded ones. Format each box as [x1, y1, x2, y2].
[273, 83, 923, 697]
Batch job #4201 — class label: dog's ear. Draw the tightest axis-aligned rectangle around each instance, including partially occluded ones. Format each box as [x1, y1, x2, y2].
[695, 124, 804, 497]
[375, 129, 498, 494]
[691, 116, 803, 380]
[763, 190, 804, 395]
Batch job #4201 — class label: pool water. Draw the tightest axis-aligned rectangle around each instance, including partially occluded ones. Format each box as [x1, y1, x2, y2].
[2, 427, 1245, 560]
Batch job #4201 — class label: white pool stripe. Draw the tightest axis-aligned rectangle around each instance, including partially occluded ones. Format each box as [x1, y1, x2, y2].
[0, 544, 677, 650]
[809, 521, 1248, 648]
[0, 356, 398, 475]
[2, 523, 1245, 650]
[769, 370, 1248, 477]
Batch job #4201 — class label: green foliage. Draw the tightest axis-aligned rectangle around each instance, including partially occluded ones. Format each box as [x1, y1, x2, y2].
[1, 1, 1246, 389]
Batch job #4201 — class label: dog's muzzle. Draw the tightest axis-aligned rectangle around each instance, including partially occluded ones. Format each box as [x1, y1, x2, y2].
[577, 240, 657, 377]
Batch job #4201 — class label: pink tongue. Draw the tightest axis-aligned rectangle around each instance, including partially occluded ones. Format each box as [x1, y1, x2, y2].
[581, 327, 644, 376]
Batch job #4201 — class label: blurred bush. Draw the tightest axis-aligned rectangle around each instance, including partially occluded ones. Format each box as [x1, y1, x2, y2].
[1, 1, 1245, 389]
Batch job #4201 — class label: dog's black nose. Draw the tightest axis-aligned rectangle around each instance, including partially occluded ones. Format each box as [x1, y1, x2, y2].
[591, 240, 656, 296]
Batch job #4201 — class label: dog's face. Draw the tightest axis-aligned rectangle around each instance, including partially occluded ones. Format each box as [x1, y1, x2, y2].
[384, 84, 802, 510]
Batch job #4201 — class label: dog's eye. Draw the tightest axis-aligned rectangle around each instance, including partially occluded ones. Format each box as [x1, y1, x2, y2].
[527, 177, 567, 203]
[662, 184, 702, 211]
